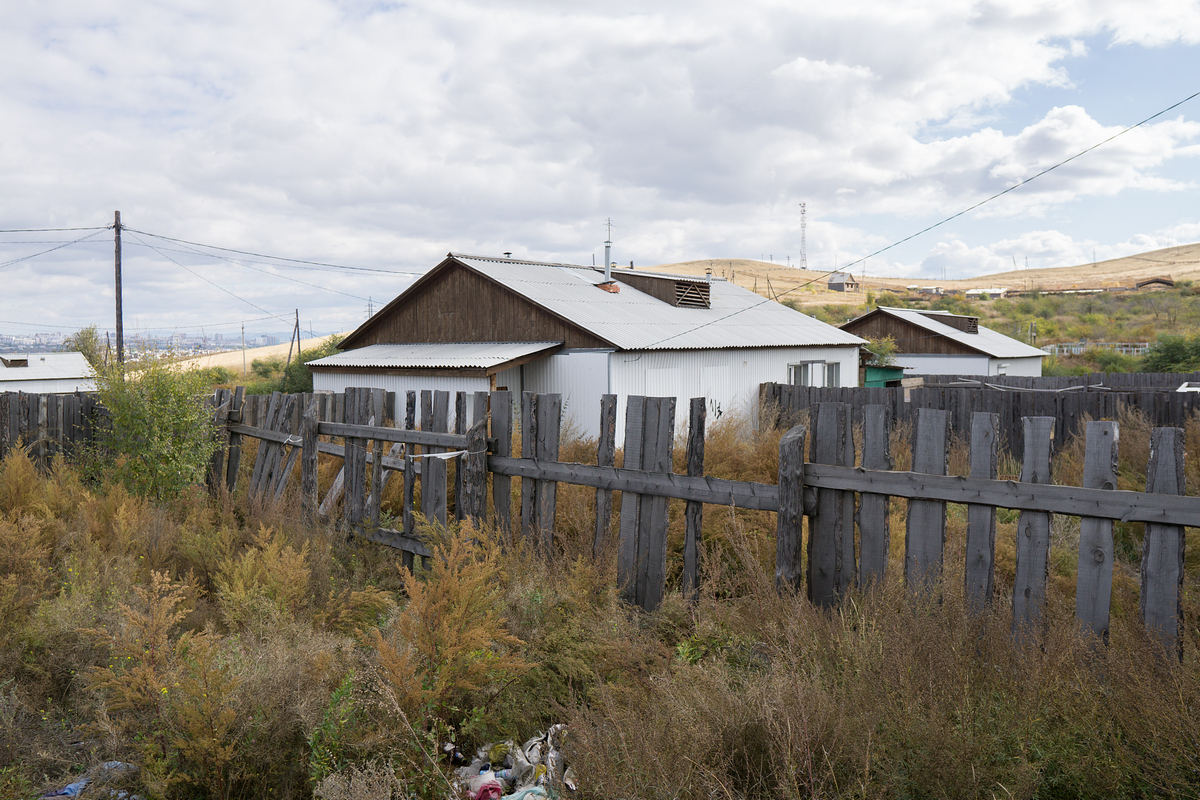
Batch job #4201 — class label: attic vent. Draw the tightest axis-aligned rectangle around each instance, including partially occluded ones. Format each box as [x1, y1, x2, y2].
[1, 357, 28, 368]
[965, 317, 978, 334]
[675, 280, 710, 309]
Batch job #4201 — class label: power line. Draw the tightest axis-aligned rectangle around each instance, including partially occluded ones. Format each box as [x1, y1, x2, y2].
[0, 226, 109, 233]
[639, 87, 1200, 349]
[0, 229, 110, 270]
[124, 227, 426, 276]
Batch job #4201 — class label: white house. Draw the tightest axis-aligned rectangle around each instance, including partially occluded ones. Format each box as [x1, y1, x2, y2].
[309, 253, 864, 438]
[0, 352, 96, 393]
[840, 306, 1045, 377]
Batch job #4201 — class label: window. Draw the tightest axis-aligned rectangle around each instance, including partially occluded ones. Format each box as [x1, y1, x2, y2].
[825, 362, 840, 388]
[790, 361, 839, 387]
[788, 362, 812, 386]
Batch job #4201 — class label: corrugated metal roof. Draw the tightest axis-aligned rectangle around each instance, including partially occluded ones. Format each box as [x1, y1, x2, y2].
[869, 307, 1047, 359]
[449, 254, 864, 351]
[0, 352, 93, 383]
[308, 341, 563, 370]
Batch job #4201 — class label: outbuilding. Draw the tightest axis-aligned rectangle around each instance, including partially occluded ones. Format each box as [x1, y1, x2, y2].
[840, 306, 1045, 377]
[827, 272, 860, 292]
[309, 253, 864, 437]
[0, 352, 95, 393]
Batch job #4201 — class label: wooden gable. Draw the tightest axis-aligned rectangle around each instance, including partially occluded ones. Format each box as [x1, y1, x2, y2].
[341, 258, 614, 351]
[841, 310, 983, 357]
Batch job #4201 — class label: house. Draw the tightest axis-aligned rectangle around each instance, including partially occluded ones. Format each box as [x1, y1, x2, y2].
[309, 253, 864, 437]
[964, 287, 1008, 299]
[0, 352, 96, 393]
[1135, 276, 1174, 291]
[827, 272, 859, 292]
[839, 307, 1045, 377]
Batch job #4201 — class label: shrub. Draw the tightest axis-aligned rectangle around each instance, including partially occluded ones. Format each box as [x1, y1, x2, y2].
[93, 359, 219, 501]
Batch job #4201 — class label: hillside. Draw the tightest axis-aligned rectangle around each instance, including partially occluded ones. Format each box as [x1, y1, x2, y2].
[653, 242, 1200, 307]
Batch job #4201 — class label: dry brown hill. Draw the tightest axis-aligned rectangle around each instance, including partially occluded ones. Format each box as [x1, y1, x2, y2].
[653, 242, 1200, 307]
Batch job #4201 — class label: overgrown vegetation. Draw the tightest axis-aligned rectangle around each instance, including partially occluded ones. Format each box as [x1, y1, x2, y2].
[241, 335, 344, 395]
[2, 403, 1199, 798]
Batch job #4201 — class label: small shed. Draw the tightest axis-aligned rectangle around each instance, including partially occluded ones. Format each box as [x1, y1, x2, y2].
[0, 352, 96, 393]
[840, 307, 1045, 377]
[1135, 276, 1174, 291]
[827, 272, 860, 292]
[310, 253, 864, 438]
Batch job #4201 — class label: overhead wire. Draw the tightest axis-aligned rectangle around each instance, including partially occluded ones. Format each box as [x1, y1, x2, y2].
[0, 229, 110, 270]
[636, 87, 1200, 349]
[0, 226, 109, 233]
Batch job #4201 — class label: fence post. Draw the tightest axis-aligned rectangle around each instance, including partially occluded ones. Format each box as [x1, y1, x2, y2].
[521, 391, 538, 540]
[1142, 426, 1186, 659]
[636, 397, 675, 611]
[225, 387, 245, 494]
[859, 404, 891, 589]
[965, 412, 999, 613]
[683, 397, 706, 598]
[422, 390, 450, 529]
[535, 393, 562, 555]
[454, 391, 467, 520]
[617, 396, 645, 604]
[402, 453, 416, 572]
[776, 422, 806, 593]
[906, 407, 949, 592]
[594, 394, 617, 558]
[344, 388, 368, 533]
[462, 418, 488, 525]
[301, 398, 319, 525]
[808, 402, 852, 606]
[1076, 420, 1118, 643]
[368, 388, 386, 529]
[1012, 416, 1055, 640]
[490, 391, 513, 536]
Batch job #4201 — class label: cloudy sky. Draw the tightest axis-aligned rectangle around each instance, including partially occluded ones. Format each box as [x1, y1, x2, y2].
[3, 0, 1199, 340]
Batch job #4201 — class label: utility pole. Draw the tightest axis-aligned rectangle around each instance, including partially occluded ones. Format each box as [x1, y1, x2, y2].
[114, 210, 124, 363]
[241, 323, 246, 375]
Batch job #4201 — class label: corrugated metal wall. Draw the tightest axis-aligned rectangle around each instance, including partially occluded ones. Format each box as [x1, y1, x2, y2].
[0, 378, 97, 393]
[521, 350, 612, 435]
[312, 372, 489, 407]
[898, 354, 990, 376]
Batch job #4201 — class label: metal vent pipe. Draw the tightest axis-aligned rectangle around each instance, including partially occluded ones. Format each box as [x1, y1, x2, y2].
[604, 239, 612, 282]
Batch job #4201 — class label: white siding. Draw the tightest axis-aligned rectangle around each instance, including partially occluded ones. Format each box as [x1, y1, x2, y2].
[521, 350, 612, 433]
[899, 354, 990, 376]
[988, 356, 1044, 377]
[609, 345, 859, 443]
[0, 378, 96, 393]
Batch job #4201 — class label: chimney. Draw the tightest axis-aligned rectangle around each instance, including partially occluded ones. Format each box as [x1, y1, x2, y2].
[604, 238, 612, 282]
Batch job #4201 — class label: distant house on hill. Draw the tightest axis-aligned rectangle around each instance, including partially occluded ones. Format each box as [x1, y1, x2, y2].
[1135, 276, 1174, 291]
[840, 307, 1045, 377]
[0, 352, 95, 393]
[827, 272, 859, 292]
[309, 252, 864, 438]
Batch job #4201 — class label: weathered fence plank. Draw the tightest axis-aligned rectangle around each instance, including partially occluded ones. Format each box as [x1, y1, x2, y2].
[301, 399, 319, 524]
[1012, 416, 1055, 639]
[454, 391, 467, 521]
[490, 391, 513, 535]
[535, 393, 563, 554]
[808, 402, 852, 606]
[776, 423, 805, 593]
[858, 404, 890, 589]
[225, 387, 245, 493]
[1142, 426, 1186, 659]
[682, 397, 706, 598]
[1076, 420, 1118, 642]
[344, 388, 369, 532]
[422, 390, 450, 529]
[906, 407, 949, 592]
[594, 394, 617, 558]
[965, 412, 999, 613]
[461, 418, 488, 524]
[637, 397, 675, 611]
[617, 396, 646, 604]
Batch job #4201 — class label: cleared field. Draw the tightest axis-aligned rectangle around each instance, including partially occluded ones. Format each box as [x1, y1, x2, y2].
[178, 333, 349, 376]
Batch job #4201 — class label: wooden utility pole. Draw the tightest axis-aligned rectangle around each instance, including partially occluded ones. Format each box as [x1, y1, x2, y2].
[114, 210, 124, 363]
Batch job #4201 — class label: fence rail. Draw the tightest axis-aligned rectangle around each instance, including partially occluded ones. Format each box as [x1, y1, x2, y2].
[3, 385, 1196, 658]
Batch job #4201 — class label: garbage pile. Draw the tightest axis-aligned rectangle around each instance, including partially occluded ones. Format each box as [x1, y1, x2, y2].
[450, 724, 578, 800]
[39, 761, 141, 799]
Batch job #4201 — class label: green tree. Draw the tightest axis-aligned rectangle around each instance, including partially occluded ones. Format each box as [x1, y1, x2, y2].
[1141, 335, 1200, 373]
[93, 359, 219, 500]
[60, 324, 105, 368]
[280, 334, 344, 394]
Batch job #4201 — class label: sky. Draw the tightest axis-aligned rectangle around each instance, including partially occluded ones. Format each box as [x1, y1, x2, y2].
[2, 0, 1199, 340]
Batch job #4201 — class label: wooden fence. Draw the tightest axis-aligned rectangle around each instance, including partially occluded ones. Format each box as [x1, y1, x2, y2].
[761, 381, 1200, 462]
[0, 390, 104, 464]
[3, 386, 1195, 657]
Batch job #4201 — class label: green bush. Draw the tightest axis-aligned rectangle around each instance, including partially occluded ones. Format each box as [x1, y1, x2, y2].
[93, 359, 219, 500]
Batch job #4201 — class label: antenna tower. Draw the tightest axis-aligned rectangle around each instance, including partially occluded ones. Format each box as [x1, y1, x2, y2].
[799, 202, 807, 270]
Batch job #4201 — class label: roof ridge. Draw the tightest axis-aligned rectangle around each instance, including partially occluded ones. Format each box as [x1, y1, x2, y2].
[450, 252, 596, 270]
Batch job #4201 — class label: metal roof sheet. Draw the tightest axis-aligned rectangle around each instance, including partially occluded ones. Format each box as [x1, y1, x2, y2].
[450, 254, 864, 351]
[870, 307, 1047, 359]
[0, 352, 93, 382]
[308, 341, 563, 370]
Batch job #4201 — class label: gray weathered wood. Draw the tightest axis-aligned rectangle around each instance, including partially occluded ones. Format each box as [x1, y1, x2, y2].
[1076, 420, 1118, 642]
[461, 419, 488, 524]
[535, 393, 563, 554]
[905, 407, 949, 592]
[402, 452, 416, 571]
[858, 404, 891, 589]
[368, 388, 386, 529]
[683, 397, 706, 598]
[317, 422, 468, 449]
[422, 390, 449, 528]
[356, 527, 433, 558]
[594, 394, 617, 558]
[273, 444, 302, 503]
[1012, 416, 1055, 639]
[638, 397, 675, 611]
[344, 388, 368, 532]
[301, 399, 319, 524]
[1141, 426, 1186, 659]
[225, 387, 245, 493]
[617, 395, 646, 604]
[490, 391, 513, 535]
[454, 391, 467, 520]
[208, 389, 230, 494]
[521, 391, 537, 540]
[776, 423, 806, 593]
[248, 392, 282, 496]
[965, 412, 999, 613]
[808, 402, 851, 607]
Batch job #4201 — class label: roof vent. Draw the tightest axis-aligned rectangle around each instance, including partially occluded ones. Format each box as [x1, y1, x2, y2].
[1, 356, 29, 368]
[675, 280, 711, 308]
